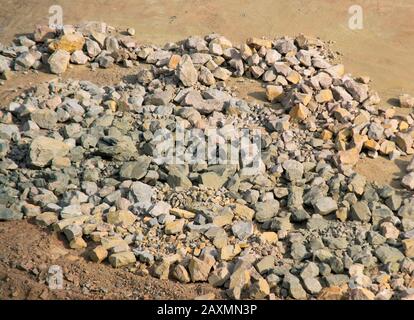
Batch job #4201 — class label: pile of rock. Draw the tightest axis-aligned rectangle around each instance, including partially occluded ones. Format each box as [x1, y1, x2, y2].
[0, 23, 413, 300]
[0, 21, 139, 79]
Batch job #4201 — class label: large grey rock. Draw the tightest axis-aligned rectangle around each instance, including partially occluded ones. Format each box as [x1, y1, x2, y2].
[350, 202, 372, 222]
[253, 200, 280, 223]
[14, 52, 37, 70]
[375, 245, 405, 264]
[282, 160, 304, 181]
[300, 262, 320, 279]
[0, 139, 9, 159]
[130, 181, 154, 204]
[0, 206, 23, 221]
[119, 157, 151, 180]
[98, 136, 138, 161]
[231, 221, 253, 240]
[303, 277, 322, 295]
[343, 80, 368, 102]
[324, 274, 349, 287]
[167, 169, 192, 189]
[313, 197, 338, 216]
[284, 274, 307, 300]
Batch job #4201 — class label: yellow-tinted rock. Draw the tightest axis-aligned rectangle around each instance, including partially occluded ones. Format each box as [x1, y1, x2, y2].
[379, 140, 396, 155]
[321, 130, 333, 141]
[318, 286, 345, 300]
[384, 108, 395, 119]
[352, 134, 368, 150]
[101, 236, 127, 249]
[260, 231, 278, 244]
[349, 288, 375, 300]
[402, 238, 414, 258]
[336, 207, 348, 222]
[164, 219, 185, 235]
[315, 89, 333, 103]
[265, 85, 284, 102]
[399, 121, 409, 132]
[107, 210, 136, 226]
[295, 93, 312, 106]
[326, 64, 345, 78]
[354, 112, 370, 126]
[220, 244, 241, 261]
[53, 216, 88, 232]
[232, 203, 255, 221]
[52, 156, 71, 168]
[212, 210, 234, 227]
[336, 128, 353, 142]
[168, 54, 181, 70]
[290, 104, 309, 121]
[376, 274, 390, 285]
[250, 278, 270, 299]
[334, 108, 352, 122]
[35, 212, 58, 227]
[49, 33, 85, 53]
[69, 237, 87, 249]
[246, 37, 272, 49]
[89, 245, 108, 263]
[106, 100, 117, 112]
[90, 231, 108, 242]
[363, 139, 380, 151]
[286, 70, 301, 84]
[108, 251, 136, 268]
[337, 147, 360, 166]
[170, 208, 196, 219]
[336, 139, 347, 151]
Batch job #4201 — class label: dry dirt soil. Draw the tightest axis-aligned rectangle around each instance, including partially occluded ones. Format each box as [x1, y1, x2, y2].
[0, 0, 413, 300]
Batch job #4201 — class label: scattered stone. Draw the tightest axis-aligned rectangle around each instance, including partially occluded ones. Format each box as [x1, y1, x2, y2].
[48, 50, 70, 74]
[266, 85, 284, 102]
[0, 22, 413, 301]
[188, 257, 212, 282]
[350, 202, 372, 222]
[253, 200, 279, 223]
[303, 277, 322, 295]
[107, 210, 136, 226]
[29, 137, 70, 167]
[402, 239, 414, 258]
[313, 197, 338, 216]
[399, 94, 414, 108]
[89, 246, 108, 263]
[119, 157, 151, 180]
[375, 245, 405, 264]
[165, 219, 185, 235]
[108, 252, 136, 268]
[177, 55, 198, 87]
[0, 206, 23, 221]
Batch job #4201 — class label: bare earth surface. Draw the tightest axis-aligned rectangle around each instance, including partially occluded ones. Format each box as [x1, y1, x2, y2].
[0, 220, 222, 299]
[0, 0, 413, 299]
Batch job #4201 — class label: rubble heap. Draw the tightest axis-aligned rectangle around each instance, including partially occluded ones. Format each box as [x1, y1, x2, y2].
[0, 22, 413, 300]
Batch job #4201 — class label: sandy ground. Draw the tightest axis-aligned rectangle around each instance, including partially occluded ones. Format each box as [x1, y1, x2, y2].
[0, 0, 413, 299]
[0, 220, 222, 299]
